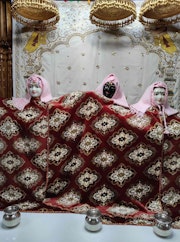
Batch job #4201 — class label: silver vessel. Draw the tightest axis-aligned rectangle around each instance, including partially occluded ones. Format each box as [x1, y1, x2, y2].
[85, 208, 102, 232]
[2, 205, 21, 228]
[153, 211, 172, 237]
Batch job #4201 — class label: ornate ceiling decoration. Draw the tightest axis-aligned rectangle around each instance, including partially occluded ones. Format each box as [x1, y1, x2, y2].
[90, 0, 137, 29]
[139, 0, 180, 26]
[11, 0, 60, 29]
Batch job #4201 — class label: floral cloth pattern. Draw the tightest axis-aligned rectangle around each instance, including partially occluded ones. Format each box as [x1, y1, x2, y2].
[0, 98, 49, 210]
[0, 92, 179, 228]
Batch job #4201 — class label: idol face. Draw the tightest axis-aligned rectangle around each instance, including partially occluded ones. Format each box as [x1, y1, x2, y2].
[28, 82, 42, 97]
[103, 82, 116, 98]
[153, 87, 166, 105]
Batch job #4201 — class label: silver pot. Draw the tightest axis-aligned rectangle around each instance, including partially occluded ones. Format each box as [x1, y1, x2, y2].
[85, 208, 102, 232]
[2, 205, 21, 228]
[153, 211, 172, 237]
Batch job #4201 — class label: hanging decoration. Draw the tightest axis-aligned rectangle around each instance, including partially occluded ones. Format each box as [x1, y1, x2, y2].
[139, 0, 180, 26]
[11, 0, 60, 29]
[63, 0, 90, 2]
[90, 0, 136, 29]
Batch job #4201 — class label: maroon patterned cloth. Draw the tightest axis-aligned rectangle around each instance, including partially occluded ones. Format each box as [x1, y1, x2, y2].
[161, 114, 180, 225]
[0, 97, 49, 210]
[0, 92, 179, 227]
[43, 91, 179, 226]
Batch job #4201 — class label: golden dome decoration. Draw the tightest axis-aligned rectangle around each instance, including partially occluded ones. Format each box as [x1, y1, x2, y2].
[11, 0, 60, 29]
[90, 0, 137, 29]
[139, 0, 180, 26]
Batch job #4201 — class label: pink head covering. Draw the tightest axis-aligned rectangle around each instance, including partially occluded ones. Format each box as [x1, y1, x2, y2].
[12, 74, 53, 110]
[95, 73, 129, 108]
[130, 81, 178, 116]
[130, 81, 178, 134]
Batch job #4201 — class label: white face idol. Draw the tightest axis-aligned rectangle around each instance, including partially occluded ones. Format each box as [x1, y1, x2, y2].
[153, 87, 166, 105]
[28, 82, 42, 97]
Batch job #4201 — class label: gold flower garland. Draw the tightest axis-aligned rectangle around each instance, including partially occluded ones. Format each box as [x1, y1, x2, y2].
[139, 0, 180, 26]
[90, 0, 136, 28]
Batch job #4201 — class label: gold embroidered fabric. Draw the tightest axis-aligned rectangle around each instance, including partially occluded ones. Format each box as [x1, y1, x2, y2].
[139, 0, 180, 26]
[11, 0, 60, 29]
[90, 0, 136, 28]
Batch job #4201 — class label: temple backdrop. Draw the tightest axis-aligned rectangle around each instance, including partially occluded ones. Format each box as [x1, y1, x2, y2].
[12, 1, 180, 110]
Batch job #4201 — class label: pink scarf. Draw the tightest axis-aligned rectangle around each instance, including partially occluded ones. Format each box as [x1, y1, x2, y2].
[131, 81, 178, 116]
[95, 73, 129, 108]
[12, 74, 53, 110]
[130, 81, 178, 134]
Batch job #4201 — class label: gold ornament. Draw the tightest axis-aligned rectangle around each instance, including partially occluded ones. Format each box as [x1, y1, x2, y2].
[11, 0, 60, 29]
[90, 0, 136, 29]
[139, 0, 180, 26]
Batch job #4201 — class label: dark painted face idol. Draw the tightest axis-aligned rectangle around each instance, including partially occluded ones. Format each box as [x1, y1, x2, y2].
[103, 82, 116, 98]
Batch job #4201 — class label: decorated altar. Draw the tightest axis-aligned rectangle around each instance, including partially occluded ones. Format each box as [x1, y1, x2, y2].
[12, 1, 180, 111]
[0, 0, 179, 230]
